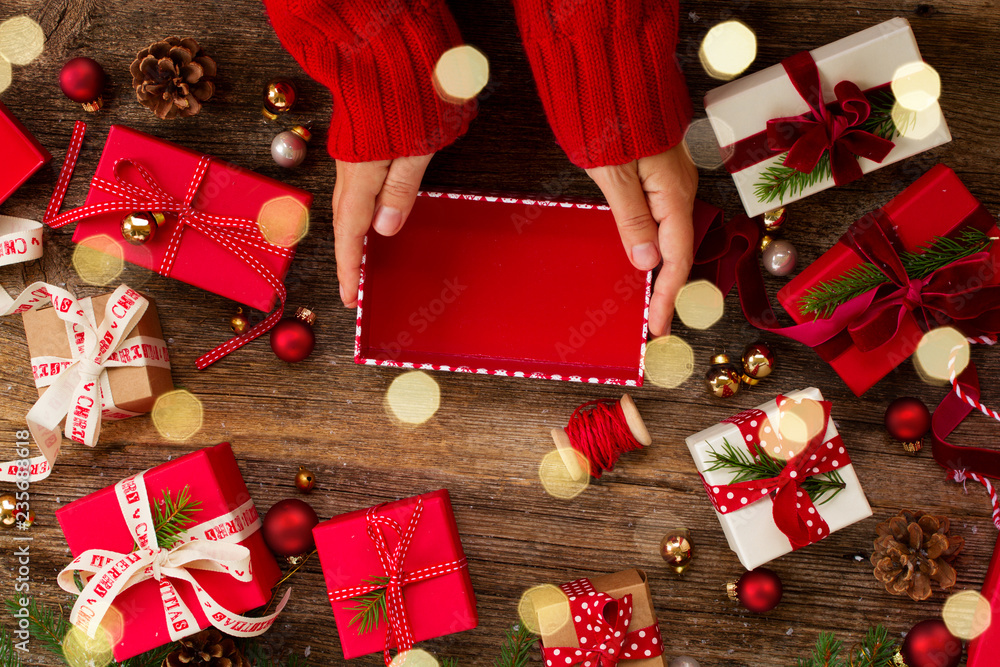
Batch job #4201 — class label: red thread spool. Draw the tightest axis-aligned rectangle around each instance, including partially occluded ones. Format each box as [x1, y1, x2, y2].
[550, 394, 652, 481]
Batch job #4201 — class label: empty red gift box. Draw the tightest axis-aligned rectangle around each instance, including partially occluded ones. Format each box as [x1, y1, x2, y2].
[68, 125, 312, 312]
[55, 442, 281, 661]
[356, 192, 652, 385]
[315, 489, 478, 660]
[777, 165, 1000, 396]
[0, 100, 51, 205]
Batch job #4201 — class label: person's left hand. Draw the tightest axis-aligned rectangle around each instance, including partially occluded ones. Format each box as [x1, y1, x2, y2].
[586, 144, 699, 337]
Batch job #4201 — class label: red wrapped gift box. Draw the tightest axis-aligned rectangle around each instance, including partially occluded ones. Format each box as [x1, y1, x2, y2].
[55, 442, 281, 661]
[777, 165, 1000, 396]
[67, 125, 312, 312]
[356, 192, 652, 385]
[0, 100, 51, 205]
[315, 489, 478, 660]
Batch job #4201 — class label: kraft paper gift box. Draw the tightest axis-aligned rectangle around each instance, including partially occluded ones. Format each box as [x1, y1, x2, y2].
[685, 388, 872, 571]
[776, 164, 1000, 397]
[705, 17, 951, 218]
[66, 125, 312, 312]
[21, 291, 173, 418]
[534, 569, 666, 667]
[314, 489, 478, 660]
[55, 443, 282, 661]
[0, 100, 51, 205]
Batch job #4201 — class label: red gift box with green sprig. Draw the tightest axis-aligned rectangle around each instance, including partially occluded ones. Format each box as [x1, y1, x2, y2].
[773, 164, 1000, 396]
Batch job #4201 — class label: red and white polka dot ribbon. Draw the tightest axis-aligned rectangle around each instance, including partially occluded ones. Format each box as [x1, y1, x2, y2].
[43, 121, 294, 369]
[326, 497, 469, 666]
[542, 578, 662, 667]
[700, 396, 850, 549]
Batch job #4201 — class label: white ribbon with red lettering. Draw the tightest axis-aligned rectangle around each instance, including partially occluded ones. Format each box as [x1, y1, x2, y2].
[0, 282, 158, 482]
[0, 216, 43, 267]
[57, 470, 290, 642]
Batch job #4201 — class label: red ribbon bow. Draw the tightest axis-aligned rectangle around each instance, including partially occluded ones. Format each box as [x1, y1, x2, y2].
[765, 51, 895, 186]
[43, 121, 294, 369]
[541, 578, 662, 667]
[701, 397, 850, 549]
[326, 498, 469, 666]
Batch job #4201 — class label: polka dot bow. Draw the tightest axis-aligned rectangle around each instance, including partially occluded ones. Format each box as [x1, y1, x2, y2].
[703, 396, 850, 549]
[542, 578, 663, 667]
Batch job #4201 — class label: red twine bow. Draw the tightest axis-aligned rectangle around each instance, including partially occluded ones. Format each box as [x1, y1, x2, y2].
[701, 397, 850, 549]
[43, 121, 294, 369]
[765, 52, 894, 186]
[542, 578, 662, 667]
[326, 498, 469, 666]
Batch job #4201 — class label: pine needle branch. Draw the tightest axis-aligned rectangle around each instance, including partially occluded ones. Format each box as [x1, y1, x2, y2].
[0, 626, 25, 667]
[706, 438, 846, 505]
[796, 631, 844, 667]
[798, 227, 994, 319]
[346, 577, 390, 635]
[849, 625, 898, 667]
[148, 485, 202, 551]
[493, 624, 537, 667]
[4, 598, 68, 660]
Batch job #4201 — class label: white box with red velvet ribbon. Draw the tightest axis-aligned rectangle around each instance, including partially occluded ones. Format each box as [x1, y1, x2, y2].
[704, 17, 951, 218]
[685, 387, 872, 570]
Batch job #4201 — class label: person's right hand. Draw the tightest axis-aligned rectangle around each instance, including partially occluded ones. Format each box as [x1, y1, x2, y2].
[332, 154, 435, 308]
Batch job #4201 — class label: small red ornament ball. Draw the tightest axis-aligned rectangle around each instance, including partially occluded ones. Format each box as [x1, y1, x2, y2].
[885, 397, 932, 442]
[900, 619, 962, 667]
[733, 567, 782, 613]
[59, 57, 106, 104]
[270, 307, 316, 363]
[262, 498, 318, 558]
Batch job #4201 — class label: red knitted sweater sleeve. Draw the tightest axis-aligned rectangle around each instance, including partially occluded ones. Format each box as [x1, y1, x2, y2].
[512, 0, 692, 168]
[261, 0, 477, 162]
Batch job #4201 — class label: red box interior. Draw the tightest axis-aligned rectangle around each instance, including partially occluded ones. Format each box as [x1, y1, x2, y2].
[356, 193, 650, 385]
[0, 100, 51, 205]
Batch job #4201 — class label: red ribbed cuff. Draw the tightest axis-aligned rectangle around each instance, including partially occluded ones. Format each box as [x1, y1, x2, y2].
[519, 12, 692, 169]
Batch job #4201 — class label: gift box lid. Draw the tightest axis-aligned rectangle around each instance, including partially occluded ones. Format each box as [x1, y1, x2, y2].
[355, 192, 651, 386]
[0, 100, 52, 205]
[55, 442, 281, 661]
[313, 489, 478, 659]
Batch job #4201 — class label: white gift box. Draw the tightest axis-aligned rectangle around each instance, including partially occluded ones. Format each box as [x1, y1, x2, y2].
[685, 387, 872, 570]
[705, 17, 951, 218]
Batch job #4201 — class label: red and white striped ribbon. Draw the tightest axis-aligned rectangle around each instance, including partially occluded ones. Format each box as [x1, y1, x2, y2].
[43, 122, 294, 369]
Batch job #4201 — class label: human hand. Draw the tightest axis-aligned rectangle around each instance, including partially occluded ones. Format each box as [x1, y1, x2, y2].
[332, 154, 435, 308]
[586, 144, 699, 337]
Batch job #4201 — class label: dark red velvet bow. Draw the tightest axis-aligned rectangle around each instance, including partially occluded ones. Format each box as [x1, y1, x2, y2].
[842, 209, 1000, 352]
[765, 52, 894, 186]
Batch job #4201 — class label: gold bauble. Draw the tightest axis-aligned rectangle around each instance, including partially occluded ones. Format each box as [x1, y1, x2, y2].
[741, 341, 775, 385]
[705, 353, 741, 398]
[18, 510, 34, 529]
[759, 233, 774, 252]
[0, 494, 16, 529]
[762, 207, 787, 232]
[230, 307, 249, 335]
[263, 78, 297, 119]
[659, 528, 693, 573]
[120, 211, 163, 245]
[295, 466, 315, 493]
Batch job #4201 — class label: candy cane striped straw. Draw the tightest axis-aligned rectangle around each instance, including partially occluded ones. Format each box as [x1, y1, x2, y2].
[946, 343, 1000, 530]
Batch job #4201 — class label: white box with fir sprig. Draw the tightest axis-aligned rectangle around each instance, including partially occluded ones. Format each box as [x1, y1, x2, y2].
[704, 17, 951, 219]
[685, 387, 872, 570]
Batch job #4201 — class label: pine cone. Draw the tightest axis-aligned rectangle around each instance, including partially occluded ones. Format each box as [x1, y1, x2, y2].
[163, 628, 250, 667]
[130, 37, 217, 119]
[871, 509, 963, 601]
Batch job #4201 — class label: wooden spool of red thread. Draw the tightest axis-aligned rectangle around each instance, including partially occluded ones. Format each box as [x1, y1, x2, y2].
[551, 394, 652, 481]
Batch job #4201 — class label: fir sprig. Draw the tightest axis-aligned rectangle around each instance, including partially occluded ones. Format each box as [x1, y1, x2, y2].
[493, 624, 537, 667]
[753, 90, 904, 205]
[346, 576, 390, 634]
[149, 485, 202, 550]
[796, 632, 842, 667]
[794, 625, 899, 667]
[706, 438, 847, 505]
[4, 598, 68, 660]
[0, 626, 24, 667]
[798, 227, 995, 319]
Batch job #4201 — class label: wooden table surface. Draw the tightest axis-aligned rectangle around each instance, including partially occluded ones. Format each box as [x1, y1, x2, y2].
[2, 0, 999, 665]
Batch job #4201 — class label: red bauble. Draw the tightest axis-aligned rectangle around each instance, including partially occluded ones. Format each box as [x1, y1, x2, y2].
[270, 307, 316, 362]
[900, 619, 962, 667]
[885, 397, 931, 450]
[731, 567, 782, 613]
[262, 498, 318, 558]
[59, 57, 106, 111]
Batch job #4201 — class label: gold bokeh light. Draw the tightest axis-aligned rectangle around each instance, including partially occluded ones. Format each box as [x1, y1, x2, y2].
[433, 45, 490, 104]
[891, 62, 941, 112]
[151, 389, 204, 441]
[644, 335, 694, 389]
[699, 20, 757, 81]
[913, 326, 969, 386]
[388, 648, 439, 667]
[775, 397, 827, 459]
[0, 57, 10, 95]
[62, 624, 114, 667]
[72, 234, 125, 286]
[539, 449, 589, 500]
[942, 590, 991, 640]
[386, 371, 441, 425]
[0, 16, 45, 66]
[675, 280, 725, 330]
[257, 196, 310, 248]
[518, 584, 570, 636]
[892, 101, 943, 141]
